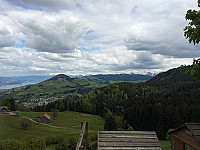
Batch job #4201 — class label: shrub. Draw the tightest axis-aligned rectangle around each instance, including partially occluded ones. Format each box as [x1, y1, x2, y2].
[0, 139, 28, 150]
[15, 111, 21, 116]
[19, 117, 32, 130]
[46, 136, 65, 145]
[166, 129, 174, 141]
[27, 137, 46, 150]
[67, 137, 76, 150]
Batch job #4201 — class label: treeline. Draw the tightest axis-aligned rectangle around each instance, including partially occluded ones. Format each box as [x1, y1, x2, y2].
[0, 97, 30, 112]
[33, 79, 200, 140]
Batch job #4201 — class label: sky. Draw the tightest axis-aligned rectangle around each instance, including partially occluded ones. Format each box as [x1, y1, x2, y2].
[0, 0, 200, 77]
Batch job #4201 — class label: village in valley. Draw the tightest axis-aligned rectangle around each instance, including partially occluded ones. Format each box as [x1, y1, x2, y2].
[23, 96, 63, 109]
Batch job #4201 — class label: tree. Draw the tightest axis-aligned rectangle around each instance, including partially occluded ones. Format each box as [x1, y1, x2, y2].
[52, 109, 59, 120]
[19, 117, 32, 130]
[10, 97, 16, 111]
[184, 0, 200, 45]
[180, 59, 200, 80]
[0, 97, 16, 111]
[181, 0, 200, 80]
[104, 109, 117, 131]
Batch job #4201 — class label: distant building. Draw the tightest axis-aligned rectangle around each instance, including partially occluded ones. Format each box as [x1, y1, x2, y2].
[0, 106, 8, 113]
[170, 123, 200, 150]
[37, 113, 51, 122]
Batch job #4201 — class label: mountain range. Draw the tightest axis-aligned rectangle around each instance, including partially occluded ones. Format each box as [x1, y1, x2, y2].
[0, 73, 154, 90]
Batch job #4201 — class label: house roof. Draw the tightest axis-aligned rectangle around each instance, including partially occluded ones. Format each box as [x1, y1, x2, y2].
[170, 123, 200, 142]
[43, 113, 51, 120]
[98, 131, 161, 150]
[37, 113, 51, 120]
[0, 106, 8, 110]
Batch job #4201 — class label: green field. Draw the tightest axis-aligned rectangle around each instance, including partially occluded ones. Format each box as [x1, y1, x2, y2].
[0, 111, 104, 143]
[0, 111, 171, 149]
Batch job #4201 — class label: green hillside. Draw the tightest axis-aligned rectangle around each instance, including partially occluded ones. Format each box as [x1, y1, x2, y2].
[0, 111, 104, 142]
[1, 74, 108, 102]
[0, 73, 153, 102]
[147, 67, 196, 85]
[56, 68, 200, 140]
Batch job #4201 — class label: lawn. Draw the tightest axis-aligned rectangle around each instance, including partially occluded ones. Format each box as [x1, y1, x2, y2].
[0, 111, 104, 143]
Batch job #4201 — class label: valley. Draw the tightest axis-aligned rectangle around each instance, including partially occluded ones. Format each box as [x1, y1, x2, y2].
[0, 67, 199, 150]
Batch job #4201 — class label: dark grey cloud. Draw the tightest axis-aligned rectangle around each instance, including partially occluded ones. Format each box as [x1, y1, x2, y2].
[5, 0, 75, 10]
[0, 22, 15, 48]
[125, 32, 200, 58]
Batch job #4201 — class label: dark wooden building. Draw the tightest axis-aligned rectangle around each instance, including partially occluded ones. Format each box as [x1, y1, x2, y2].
[170, 123, 200, 150]
[98, 131, 161, 150]
[37, 113, 51, 122]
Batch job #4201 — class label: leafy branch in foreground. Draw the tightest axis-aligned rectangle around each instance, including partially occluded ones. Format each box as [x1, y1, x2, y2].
[182, 0, 200, 80]
[184, 0, 200, 45]
[180, 58, 200, 80]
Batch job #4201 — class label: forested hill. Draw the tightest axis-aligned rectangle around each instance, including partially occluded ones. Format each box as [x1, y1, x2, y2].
[36, 68, 200, 140]
[147, 67, 196, 85]
[93, 73, 153, 82]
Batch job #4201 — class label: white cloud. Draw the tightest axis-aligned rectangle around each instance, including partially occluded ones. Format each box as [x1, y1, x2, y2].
[6, 10, 88, 53]
[0, 0, 199, 76]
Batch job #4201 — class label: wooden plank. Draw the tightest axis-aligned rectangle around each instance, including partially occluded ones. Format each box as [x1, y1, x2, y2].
[196, 135, 200, 140]
[98, 147, 162, 150]
[98, 131, 100, 150]
[99, 131, 156, 135]
[99, 134, 157, 138]
[98, 131, 161, 150]
[192, 129, 200, 135]
[98, 142, 161, 147]
[188, 125, 200, 130]
[99, 137, 159, 143]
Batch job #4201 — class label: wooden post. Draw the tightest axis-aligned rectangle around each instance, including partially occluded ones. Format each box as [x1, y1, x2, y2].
[76, 121, 88, 150]
[85, 122, 88, 150]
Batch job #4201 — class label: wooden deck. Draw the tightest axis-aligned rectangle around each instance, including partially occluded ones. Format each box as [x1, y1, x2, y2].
[98, 131, 161, 150]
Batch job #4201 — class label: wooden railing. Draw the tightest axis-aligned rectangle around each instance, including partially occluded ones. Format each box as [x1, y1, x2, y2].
[76, 121, 88, 150]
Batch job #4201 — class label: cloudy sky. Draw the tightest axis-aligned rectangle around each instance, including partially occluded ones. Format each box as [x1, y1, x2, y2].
[0, 0, 200, 77]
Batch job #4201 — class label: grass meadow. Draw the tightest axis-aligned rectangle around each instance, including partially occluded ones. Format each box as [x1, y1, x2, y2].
[0, 111, 104, 144]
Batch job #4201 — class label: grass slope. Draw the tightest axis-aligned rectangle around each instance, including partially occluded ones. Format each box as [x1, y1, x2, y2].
[0, 111, 104, 141]
[0, 74, 153, 102]
[3, 76, 108, 102]
[0, 112, 170, 150]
